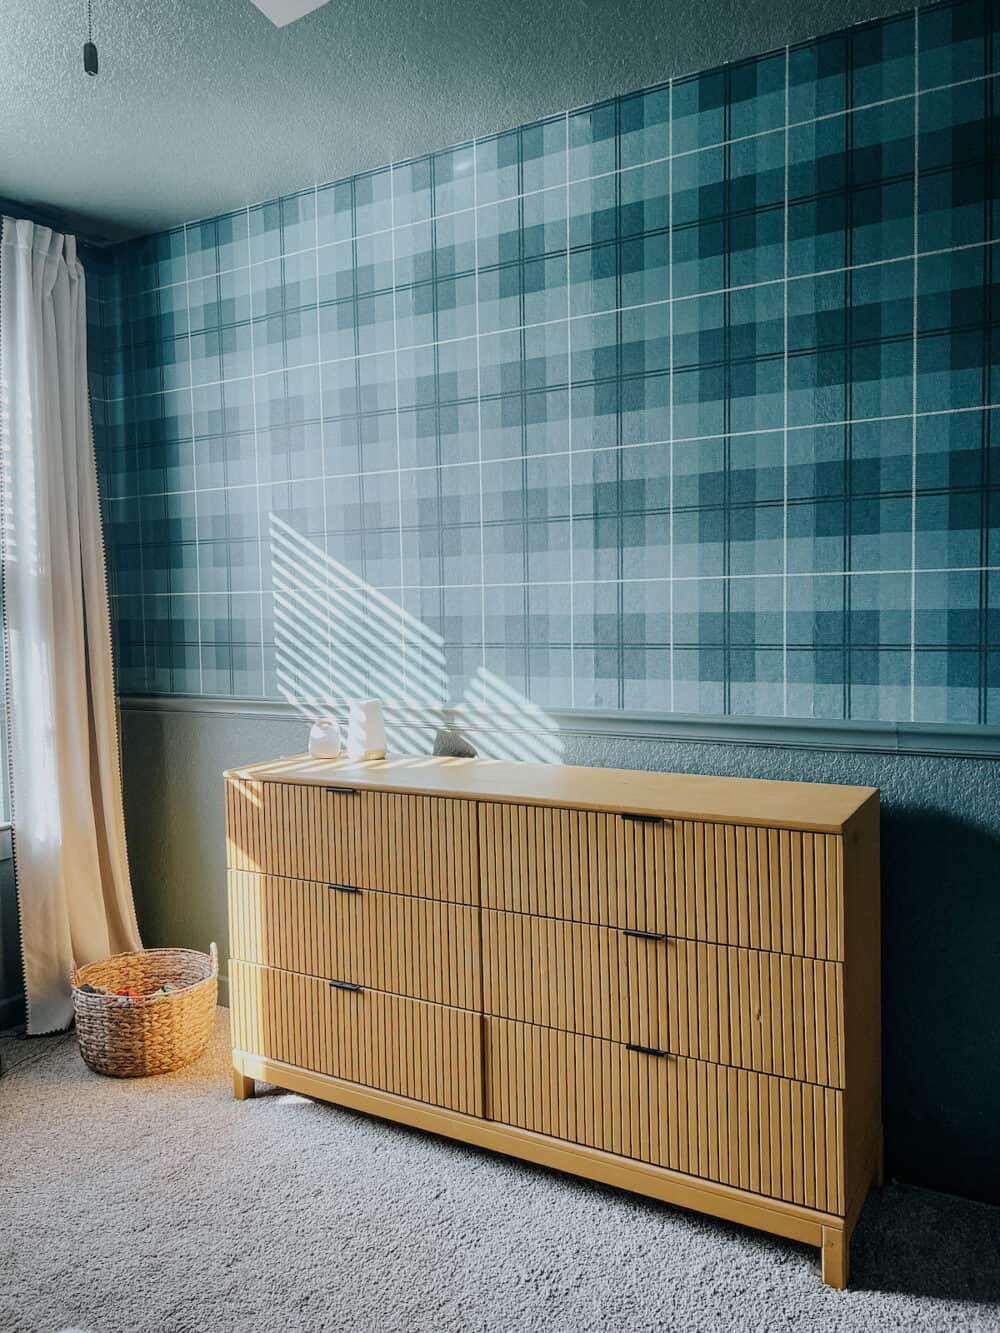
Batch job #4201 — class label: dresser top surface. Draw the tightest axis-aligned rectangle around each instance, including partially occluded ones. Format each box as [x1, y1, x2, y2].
[225, 754, 877, 832]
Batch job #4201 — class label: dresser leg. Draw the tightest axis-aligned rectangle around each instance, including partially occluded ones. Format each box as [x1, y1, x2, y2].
[233, 1066, 255, 1101]
[821, 1227, 849, 1289]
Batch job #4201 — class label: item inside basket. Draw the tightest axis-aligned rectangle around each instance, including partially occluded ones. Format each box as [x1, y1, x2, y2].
[78, 982, 176, 1001]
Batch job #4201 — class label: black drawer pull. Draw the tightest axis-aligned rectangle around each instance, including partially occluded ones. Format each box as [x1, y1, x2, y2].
[328, 882, 360, 894]
[621, 928, 666, 942]
[329, 979, 362, 992]
[621, 812, 665, 824]
[626, 1042, 668, 1058]
[325, 785, 359, 795]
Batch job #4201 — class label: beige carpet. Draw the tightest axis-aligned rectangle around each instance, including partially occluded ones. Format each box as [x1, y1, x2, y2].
[2, 1010, 999, 1333]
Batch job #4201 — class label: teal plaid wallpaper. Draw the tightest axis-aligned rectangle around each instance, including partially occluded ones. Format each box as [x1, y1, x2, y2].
[87, 0, 1000, 724]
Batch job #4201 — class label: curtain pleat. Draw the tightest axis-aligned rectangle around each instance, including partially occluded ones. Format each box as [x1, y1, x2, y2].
[0, 217, 141, 1034]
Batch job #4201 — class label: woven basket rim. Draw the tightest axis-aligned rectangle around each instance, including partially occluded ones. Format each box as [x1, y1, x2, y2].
[72, 944, 218, 1002]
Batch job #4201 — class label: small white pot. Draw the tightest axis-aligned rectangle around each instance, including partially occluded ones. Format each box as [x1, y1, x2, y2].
[308, 718, 342, 759]
[345, 698, 386, 761]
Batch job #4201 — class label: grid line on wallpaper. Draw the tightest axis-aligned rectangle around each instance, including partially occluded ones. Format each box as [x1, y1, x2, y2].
[782, 46, 791, 719]
[564, 107, 576, 706]
[244, 198, 267, 697]
[88, 0, 1000, 724]
[181, 209, 204, 694]
[910, 33, 922, 720]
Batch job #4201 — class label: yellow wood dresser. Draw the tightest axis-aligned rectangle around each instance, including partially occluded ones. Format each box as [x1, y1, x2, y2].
[225, 755, 881, 1287]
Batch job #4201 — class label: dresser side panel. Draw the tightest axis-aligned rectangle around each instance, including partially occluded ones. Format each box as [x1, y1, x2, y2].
[841, 793, 883, 1211]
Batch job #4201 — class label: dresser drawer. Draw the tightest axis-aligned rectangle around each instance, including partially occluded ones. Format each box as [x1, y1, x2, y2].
[486, 1017, 843, 1213]
[229, 871, 480, 1009]
[226, 777, 478, 904]
[672, 820, 843, 961]
[482, 912, 844, 1087]
[478, 802, 843, 960]
[479, 802, 673, 931]
[231, 961, 483, 1116]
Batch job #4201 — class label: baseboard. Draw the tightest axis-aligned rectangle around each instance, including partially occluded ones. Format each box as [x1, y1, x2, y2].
[0, 990, 25, 1029]
[217, 972, 229, 1008]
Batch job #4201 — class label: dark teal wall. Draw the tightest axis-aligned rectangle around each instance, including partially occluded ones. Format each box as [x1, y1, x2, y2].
[0, 835, 22, 1028]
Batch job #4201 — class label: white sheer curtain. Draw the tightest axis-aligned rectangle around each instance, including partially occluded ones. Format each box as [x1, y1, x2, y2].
[0, 217, 140, 1034]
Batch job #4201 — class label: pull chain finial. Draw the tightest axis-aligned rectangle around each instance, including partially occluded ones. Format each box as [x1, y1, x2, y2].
[83, 0, 98, 76]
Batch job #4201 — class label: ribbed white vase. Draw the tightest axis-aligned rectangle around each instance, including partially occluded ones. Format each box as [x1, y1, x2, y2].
[345, 698, 387, 761]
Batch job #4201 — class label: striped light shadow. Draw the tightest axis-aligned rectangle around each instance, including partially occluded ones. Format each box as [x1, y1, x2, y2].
[459, 666, 564, 764]
[267, 513, 562, 759]
[270, 524, 407, 704]
[269, 513, 445, 704]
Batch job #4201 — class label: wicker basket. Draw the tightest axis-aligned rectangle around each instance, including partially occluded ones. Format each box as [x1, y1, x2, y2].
[71, 944, 218, 1077]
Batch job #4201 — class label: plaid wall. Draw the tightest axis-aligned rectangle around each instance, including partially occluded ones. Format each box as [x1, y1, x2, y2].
[87, 0, 1000, 723]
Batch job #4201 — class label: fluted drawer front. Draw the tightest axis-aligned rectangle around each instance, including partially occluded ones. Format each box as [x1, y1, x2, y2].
[230, 961, 483, 1116]
[225, 777, 478, 904]
[672, 821, 843, 960]
[482, 912, 844, 1087]
[478, 802, 673, 931]
[478, 802, 842, 960]
[229, 871, 480, 1009]
[486, 1018, 843, 1213]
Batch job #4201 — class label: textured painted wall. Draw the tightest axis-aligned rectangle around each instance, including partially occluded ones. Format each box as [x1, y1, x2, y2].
[119, 703, 1000, 1203]
[88, 0, 1000, 727]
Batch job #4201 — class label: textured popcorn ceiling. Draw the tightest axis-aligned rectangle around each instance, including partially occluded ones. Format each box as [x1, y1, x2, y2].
[0, 0, 934, 241]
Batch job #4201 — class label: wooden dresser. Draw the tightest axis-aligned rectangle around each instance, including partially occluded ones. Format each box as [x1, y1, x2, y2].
[225, 755, 881, 1287]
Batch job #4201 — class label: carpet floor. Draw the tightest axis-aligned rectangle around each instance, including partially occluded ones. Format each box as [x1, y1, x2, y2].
[1, 1012, 998, 1333]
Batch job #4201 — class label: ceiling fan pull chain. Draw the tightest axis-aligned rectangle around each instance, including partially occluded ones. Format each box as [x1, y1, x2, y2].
[83, 0, 98, 77]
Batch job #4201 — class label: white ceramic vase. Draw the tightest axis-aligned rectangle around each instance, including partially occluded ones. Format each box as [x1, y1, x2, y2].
[308, 717, 342, 759]
[345, 698, 386, 761]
